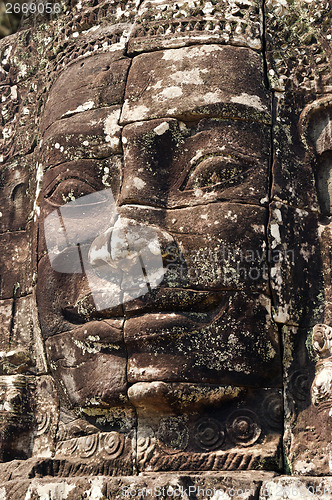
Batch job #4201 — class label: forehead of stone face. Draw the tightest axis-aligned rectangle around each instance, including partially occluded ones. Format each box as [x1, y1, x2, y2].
[41, 52, 131, 134]
[120, 44, 271, 125]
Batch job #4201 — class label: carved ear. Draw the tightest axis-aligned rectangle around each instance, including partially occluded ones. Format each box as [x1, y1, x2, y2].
[299, 96, 332, 154]
[299, 96, 332, 215]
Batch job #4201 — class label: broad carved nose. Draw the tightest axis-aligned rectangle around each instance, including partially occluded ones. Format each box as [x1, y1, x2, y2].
[88, 216, 172, 287]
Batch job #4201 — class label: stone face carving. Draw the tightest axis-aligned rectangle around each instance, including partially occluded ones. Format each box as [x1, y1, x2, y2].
[35, 40, 282, 473]
[0, 0, 331, 492]
[280, 96, 332, 476]
[302, 97, 332, 217]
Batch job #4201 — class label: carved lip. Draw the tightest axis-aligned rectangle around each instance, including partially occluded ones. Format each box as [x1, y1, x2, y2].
[62, 296, 124, 324]
[127, 381, 244, 411]
[123, 310, 219, 343]
[123, 288, 224, 317]
[62, 288, 225, 323]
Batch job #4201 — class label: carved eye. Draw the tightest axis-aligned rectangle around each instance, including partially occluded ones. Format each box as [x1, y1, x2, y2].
[181, 154, 255, 191]
[45, 179, 95, 206]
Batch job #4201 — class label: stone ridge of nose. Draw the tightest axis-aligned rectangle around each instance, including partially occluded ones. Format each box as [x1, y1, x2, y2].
[88, 217, 173, 270]
[120, 118, 180, 208]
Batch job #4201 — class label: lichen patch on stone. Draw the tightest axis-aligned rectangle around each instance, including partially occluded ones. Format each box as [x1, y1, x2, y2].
[231, 93, 267, 112]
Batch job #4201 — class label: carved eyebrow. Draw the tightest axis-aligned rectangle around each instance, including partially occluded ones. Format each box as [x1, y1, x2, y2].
[188, 149, 260, 166]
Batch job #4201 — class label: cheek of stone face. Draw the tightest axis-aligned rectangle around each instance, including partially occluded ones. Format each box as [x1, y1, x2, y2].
[37, 253, 128, 408]
[120, 203, 269, 295]
[44, 320, 127, 409]
[37, 155, 124, 330]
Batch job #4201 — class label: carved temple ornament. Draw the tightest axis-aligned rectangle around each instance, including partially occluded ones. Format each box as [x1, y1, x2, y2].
[0, 0, 331, 495]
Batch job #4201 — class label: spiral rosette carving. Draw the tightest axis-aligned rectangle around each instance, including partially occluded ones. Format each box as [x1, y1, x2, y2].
[262, 393, 283, 430]
[157, 417, 189, 455]
[36, 411, 51, 436]
[103, 431, 124, 458]
[289, 370, 310, 402]
[78, 433, 99, 459]
[226, 410, 261, 447]
[137, 435, 156, 466]
[194, 418, 225, 451]
[57, 437, 78, 456]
